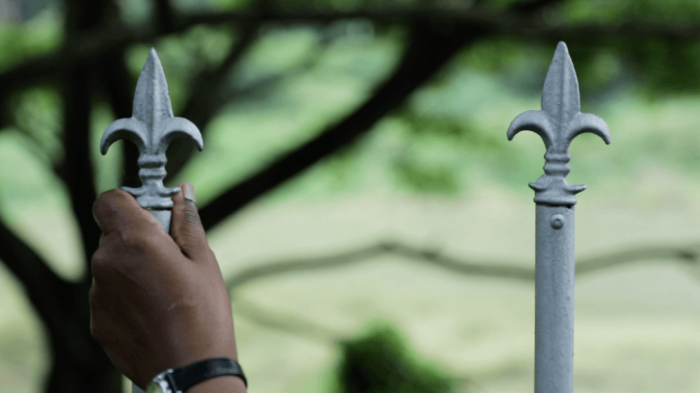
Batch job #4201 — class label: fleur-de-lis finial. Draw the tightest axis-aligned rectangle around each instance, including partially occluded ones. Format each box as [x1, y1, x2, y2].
[100, 48, 204, 232]
[507, 42, 611, 206]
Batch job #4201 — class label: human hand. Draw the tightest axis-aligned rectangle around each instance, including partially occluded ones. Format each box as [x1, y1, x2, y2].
[90, 182, 242, 390]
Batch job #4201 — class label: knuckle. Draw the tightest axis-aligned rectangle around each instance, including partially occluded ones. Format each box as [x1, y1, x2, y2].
[93, 189, 132, 230]
[117, 230, 134, 247]
[113, 225, 144, 248]
[194, 247, 218, 266]
[93, 189, 119, 214]
[120, 231, 149, 254]
[183, 206, 202, 225]
[185, 198, 198, 209]
[92, 240, 141, 279]
[91, 248, 109, 275]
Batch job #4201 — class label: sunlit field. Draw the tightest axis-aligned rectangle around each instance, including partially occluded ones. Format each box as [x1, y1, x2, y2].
[3, 188, 700, 393]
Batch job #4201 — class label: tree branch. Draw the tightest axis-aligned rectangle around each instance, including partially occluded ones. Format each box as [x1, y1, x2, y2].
[575, 245, 698, 275]
[153, 0, 176, 33]
[199, 23, 474, 229]
[0, 219, 73, 333]
[165, 23, 260, 180]
[223, 240, 700, 347]
[225, 241, 700, 291]
[186, 7, 700, 44]
[57, 64, 100, 277]
[7, 121, 61, 175]
[167, 19, 335, 181]
[233, 297, 341, 343]
[96, 44, 141, 189]
[2, 5, 700, 122]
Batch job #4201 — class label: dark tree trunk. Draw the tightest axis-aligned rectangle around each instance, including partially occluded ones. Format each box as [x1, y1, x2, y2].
[44, 283, 122, 393]
[39, 0, 127, 391]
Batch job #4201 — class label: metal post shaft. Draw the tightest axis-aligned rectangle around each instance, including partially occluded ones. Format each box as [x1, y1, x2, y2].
[131, 210, 170, 393]
[535, 205, 575, 393]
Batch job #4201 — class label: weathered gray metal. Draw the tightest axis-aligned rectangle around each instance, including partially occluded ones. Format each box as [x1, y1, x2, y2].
[507, 42, 610, 393]
[99, 48, 204, 393]
[100, 48, 204, 234]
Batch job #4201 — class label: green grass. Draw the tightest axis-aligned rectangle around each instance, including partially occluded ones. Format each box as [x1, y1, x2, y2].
[6, 185, 700, 393]
[208, 192, 700, 393]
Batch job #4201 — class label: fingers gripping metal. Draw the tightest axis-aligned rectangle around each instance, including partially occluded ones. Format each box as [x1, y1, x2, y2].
[100, 48, 204, 231]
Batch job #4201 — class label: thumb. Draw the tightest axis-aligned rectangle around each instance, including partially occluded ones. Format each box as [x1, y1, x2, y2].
[93, 189, 162, 235]
[170, 182, 210, 260]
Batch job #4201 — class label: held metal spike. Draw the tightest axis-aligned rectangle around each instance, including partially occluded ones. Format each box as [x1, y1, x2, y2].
[507, 42, 610, 393]
[100, 48, 204, 234]
[508, 41, 610, 206]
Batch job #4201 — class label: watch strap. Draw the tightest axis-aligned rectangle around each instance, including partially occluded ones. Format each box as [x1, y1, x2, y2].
[171, 357, 247, 391]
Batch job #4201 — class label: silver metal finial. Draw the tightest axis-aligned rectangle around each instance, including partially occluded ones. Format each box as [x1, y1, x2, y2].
[100, 48, 204, 233]
[507, 41, 610, 206]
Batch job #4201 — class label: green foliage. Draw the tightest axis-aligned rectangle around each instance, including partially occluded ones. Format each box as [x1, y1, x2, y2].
[5, 0, 700, 204]
[7, 86, 62, 163]
[261, 0, 422, 10]
[623, 40, 700, 95]
[562, 0, 700, 24]
[460, 2, 700, 98]
[171, 25, 400, 204]
[213, 0, 254, 10]
[118, 0, 153, 25]
[126, 24, 238, 112]
[560, 0, 700, 96]
[388, 113, 474, 195]
[6, 2, 700, 392]
[0, 9, 62, 72]
[392, 157, 461, 195]
[458, 39, 553, 96]
[0, 130, 65, 210]
[335, 323, 458, 393]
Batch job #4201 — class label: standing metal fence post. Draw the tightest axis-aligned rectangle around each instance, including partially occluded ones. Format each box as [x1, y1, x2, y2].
[100, 48, 204, 393]
[507, 42, 610, 393]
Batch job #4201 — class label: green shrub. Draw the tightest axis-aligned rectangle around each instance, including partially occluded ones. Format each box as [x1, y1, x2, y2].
[335, 323, 458, 393]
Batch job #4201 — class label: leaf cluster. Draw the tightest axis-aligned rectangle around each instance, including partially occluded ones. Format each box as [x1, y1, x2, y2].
[335, 323, 459, 393]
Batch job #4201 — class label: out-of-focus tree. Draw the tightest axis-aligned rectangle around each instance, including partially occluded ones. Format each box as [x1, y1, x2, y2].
[336, 323, 458, 393]
[3, 0, 700, 392]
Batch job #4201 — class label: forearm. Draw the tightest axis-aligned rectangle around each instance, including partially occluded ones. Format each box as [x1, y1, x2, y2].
[187, 376, 247, 393]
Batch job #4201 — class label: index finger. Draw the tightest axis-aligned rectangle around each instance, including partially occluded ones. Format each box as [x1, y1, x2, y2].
[93, 189, 162, 235]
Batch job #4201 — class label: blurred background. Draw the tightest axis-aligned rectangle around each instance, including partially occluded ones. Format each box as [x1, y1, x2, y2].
[2, 0, 700, 392]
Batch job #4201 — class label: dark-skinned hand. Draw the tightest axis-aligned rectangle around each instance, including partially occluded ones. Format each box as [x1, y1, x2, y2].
[90, 182, 244, 391]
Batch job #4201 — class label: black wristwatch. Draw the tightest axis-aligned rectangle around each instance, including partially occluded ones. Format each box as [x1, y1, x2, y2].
[145, 357, 247, 393]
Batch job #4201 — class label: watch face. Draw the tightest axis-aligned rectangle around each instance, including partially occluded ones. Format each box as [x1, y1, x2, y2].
[145, 380, 168, 393]
[144, 384, 160, 393]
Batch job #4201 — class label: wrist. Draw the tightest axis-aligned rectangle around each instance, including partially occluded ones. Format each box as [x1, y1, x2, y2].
[187, 376, 246, 393]
[146, 357, 246, 393]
